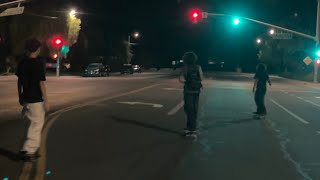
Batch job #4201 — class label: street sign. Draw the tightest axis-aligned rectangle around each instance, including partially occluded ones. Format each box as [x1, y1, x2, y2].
[303, 56, 312, 66]
[0, 6, 24, 17]
[202, 12, 208, 19]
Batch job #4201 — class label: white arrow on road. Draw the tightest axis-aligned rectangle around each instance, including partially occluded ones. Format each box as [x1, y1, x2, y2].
[118, 101, 163, 108]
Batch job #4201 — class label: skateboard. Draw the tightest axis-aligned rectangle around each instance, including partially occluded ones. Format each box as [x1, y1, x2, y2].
[253, 114, 266, 120]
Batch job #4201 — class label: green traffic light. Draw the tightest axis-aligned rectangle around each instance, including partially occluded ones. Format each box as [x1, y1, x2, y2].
[316, 50, 320, 57]
[233, 18, 240, 25]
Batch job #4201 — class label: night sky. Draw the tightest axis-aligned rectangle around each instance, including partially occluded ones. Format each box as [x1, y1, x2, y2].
[80, 0, 318, 69]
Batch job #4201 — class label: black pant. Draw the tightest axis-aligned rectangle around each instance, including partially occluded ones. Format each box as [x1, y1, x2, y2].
[184, 93, 200, 131]
[254, 91, 266, 115]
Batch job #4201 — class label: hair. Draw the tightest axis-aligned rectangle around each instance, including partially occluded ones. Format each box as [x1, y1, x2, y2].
[182, 51, 198, 66]
[256, 63, 267, 74]
[25, 38, 41, 53]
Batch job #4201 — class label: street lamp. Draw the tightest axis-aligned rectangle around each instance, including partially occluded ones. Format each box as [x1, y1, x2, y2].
[256, 38, 262, 44]
[269, 29, 275, 35]
[69, 9, 76, 18]
[134, 32, 139, 38]
[128, 32, 140, 45]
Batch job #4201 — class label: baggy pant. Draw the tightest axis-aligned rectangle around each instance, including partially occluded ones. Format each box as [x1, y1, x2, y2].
[254, 91, 266, 115]
[184, 93, 200, 131]
[21, 102, 45, 154]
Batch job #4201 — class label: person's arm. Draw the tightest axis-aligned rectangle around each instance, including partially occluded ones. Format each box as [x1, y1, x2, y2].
[17, 78, 23, 105]
[253, 79, 258, 92]
[199, 66, 204, 81]
[40, 81, 49, 111]
[39, 60, 49, 111]
[179, 68, 185, 84]
[267, 75, 272, 86]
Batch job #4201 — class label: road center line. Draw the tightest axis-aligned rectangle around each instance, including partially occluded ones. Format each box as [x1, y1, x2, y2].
[168, 101, 184, 115]
[269, 99, 310, 125]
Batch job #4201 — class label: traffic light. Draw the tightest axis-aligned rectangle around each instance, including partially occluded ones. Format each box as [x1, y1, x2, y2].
[189, 9, 202, 22]
[52, 53, 58, 59]
[52, 37, 64, 49]
[316, 50, 320, 57]
[233, 18, 240, 25]
[317, 59, 320, 65]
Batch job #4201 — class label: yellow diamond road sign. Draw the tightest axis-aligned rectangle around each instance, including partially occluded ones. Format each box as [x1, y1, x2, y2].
[303, 56, 312, 66]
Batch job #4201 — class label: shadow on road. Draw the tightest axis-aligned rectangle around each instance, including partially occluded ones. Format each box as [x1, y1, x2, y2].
[206, 117, 261, 129]
[0, 147, 21, 161]
[227, 118, 260, 124]
[108, 116, 182, 135]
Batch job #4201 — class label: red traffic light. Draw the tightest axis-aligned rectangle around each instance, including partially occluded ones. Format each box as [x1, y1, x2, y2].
[189, 9, 202, 22]
[52, 37, 64, 48]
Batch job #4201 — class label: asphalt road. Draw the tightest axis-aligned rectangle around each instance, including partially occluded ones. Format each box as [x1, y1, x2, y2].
[1, 72, 320, 180]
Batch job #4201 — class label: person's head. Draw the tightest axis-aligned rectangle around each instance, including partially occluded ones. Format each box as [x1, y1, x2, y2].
[256, 63, 267, 74]
[182, 51, 198, 66]
[25, 38, 41, 58]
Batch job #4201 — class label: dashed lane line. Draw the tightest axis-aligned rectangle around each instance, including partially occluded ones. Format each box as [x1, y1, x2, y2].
[269, 99, 310, 125]
[167, 101, 184, 115]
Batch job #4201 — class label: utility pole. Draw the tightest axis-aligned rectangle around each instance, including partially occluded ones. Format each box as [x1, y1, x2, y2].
[314, 0, 320, 82]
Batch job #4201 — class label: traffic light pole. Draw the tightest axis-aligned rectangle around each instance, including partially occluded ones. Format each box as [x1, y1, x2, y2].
[314, 0, 320, 83]
[205, 1, 320, 82]
[56, 52, 60, 77]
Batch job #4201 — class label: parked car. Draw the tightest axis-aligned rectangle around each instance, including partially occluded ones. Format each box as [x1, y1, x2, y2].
[132, 65, 142, 73]
[83, 63, 110, 77]
[121, 64, 133, 74]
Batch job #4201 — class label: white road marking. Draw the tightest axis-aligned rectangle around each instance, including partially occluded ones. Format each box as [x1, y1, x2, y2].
[317, 131, 320, 135]
[163, 88, 183, 91]
[304, 100, 320, 108]
[19, 84, 162, 180]
[269, 99, 310, 124]
[295, 96, 320, 108]
[315, 97, 320, 99]
[118, 101, 163, 108]
[290, 94, 295, 96]
[168, 101, 184, 115]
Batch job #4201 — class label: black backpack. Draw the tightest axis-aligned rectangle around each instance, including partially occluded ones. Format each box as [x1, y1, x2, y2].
[184, 65, 202, 91]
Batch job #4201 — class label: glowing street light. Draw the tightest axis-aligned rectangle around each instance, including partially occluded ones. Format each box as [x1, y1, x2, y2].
[269, 29, 275, 35]
[256, 38, 262, 44]
[69, 9, 76, 18]
[128, 32, 140, 45]
[134, 32, 139, 38]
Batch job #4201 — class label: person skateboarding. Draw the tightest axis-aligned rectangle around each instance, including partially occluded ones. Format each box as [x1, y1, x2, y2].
[252, 63, 271, 119]
[16, 38, 49, 162]
[179, 51, 203, 138]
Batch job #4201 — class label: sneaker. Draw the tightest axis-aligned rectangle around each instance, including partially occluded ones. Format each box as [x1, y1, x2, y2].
[20, 152, 40, 162]
[184, 131, 197, 138]
[183, 128, 197, 133]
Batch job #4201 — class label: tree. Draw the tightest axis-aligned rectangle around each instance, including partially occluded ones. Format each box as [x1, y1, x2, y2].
[257, 14, 313, 73]
[112, 40, 133, 64]
[67, 16, 81, 44]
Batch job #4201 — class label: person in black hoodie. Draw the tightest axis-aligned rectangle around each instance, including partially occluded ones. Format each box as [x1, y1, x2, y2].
[179, 51, 203, 137]
[252, 63, 271, 116]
